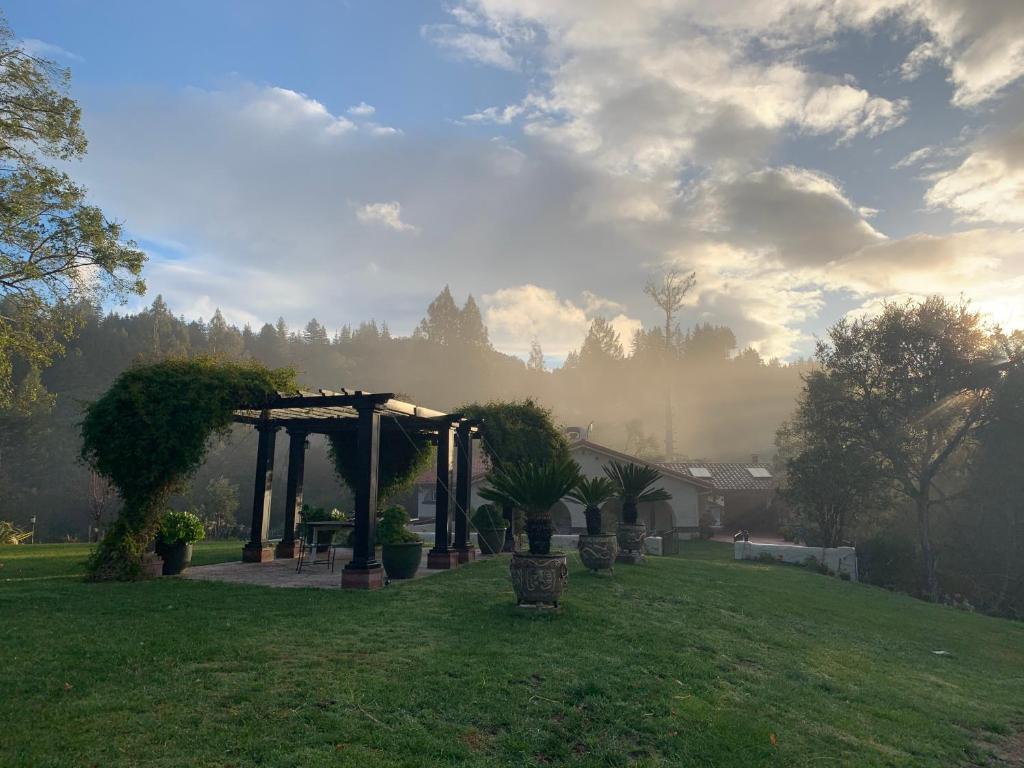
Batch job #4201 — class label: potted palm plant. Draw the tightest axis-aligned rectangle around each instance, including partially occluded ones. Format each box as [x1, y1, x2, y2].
[567, 476, 618, 573]
[377, 505, 422, 580]
[472, 504, 507, 555]
[603, 460, 672, 564]
[479, 457, 581, 607]
[154, 509, 205, 575]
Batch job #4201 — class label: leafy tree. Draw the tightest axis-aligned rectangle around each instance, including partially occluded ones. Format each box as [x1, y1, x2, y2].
[777, 374, 879, 547]
[203, 475, 240, 539]
[797, 297, 1003, 599]
[0, 19, 145, 408]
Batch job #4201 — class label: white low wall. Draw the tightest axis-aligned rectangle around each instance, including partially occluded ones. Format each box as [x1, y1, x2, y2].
[734, 541, 858, 581]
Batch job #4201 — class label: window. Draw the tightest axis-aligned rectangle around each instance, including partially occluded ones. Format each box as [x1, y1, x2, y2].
[421, 488, 436, 504]
[747, 467, 771, 478]
[689, 467, 711, 478]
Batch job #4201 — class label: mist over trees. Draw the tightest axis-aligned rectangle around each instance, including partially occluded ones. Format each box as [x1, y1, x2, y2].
[0, 287, 808, 541]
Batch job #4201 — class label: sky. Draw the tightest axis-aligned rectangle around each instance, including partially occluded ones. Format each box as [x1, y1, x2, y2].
[8, 0, 1024, 362]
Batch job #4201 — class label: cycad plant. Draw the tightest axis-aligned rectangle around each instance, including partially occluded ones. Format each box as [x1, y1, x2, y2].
[567, 476, 616, 535]
[603, 460, 672, 526]
[479, 457, 581, 555]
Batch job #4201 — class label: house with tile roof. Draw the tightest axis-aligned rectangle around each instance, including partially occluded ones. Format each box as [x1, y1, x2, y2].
[413, 438, 715, 540]
[658, 457, 777, 532]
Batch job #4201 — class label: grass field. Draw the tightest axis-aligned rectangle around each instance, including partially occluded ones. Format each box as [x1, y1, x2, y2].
[1, 541, 1021, 767]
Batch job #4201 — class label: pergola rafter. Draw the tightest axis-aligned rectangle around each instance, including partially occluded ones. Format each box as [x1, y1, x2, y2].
[232, 389, 481, 589]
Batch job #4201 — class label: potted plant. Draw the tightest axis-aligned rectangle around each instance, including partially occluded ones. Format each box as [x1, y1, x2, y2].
[472, 504, 508, 555]
[377, 505, 422, 580]
[301, 504, 346, 553]
[603, 460, 672, 564]
[155, 509, 205, 575]
[479, 457, 581, 607]
[567, 476, 618, 573]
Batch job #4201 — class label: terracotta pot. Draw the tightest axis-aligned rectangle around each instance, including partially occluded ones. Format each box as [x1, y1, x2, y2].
[616, 522, 647, 564]
[578, 533, 617, 572]
[509, 552, 568, 607]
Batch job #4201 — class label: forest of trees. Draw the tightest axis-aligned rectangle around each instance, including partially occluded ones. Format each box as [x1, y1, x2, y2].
[0, 287, 809, 542]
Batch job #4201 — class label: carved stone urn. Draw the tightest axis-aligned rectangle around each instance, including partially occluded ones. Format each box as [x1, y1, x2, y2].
[616, 522, 647, 564]
[510, 552, 568, 607]
[578, 533, 617, 573]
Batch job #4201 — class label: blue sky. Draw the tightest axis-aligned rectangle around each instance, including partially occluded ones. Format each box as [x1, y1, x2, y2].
[7, 1, 1024, 361]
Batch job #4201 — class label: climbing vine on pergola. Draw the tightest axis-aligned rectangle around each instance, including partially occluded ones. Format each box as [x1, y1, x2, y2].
[81, 357, 295, 580]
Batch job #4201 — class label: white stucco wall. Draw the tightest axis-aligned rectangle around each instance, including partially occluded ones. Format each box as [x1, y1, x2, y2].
[734, 541, 858, 581]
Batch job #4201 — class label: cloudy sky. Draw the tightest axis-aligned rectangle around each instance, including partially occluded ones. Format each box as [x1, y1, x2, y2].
[10, 0, 1024, 361]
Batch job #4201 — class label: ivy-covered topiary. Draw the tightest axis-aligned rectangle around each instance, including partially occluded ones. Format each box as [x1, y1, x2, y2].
[458, 399, 568, 469]
[327, 430, 431, 503]
[81, 357, 294, 580]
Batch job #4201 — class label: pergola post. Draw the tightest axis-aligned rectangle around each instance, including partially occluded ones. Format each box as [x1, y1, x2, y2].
[243, 421, 278, 562]
[428, 424, 459, 569]
[342, 406, 384, 589]
[275, 428, 307, 559]
[452, 422, 476, 563]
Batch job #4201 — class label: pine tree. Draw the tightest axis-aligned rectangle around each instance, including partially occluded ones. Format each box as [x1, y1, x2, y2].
[459, 295, 491, 348]
[579, 317, 624, 363]
[527, 338, 546, 371]
[416, 286, 461, 345]
[303, 318, 329, 345]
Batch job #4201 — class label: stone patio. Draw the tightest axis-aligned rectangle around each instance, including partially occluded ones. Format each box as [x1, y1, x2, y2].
[182, 547, 488, 589]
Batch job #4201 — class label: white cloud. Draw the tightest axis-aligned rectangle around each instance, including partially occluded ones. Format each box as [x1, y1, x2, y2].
[356, 201, 417, 232]
[347, 102, 376, 116]
[421, 24, 518, 70]
[482, 285, 642, 356]
[20, 38, 83, 61]
[925, 124, 1024, 224]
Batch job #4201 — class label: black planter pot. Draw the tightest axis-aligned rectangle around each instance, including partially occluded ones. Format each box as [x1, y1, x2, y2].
[477, 526, 507, 555]
[510, 552, 568, 606]
[158, 541, 193, 575]
[381, 541, 422, 580]
[304, 528, 335, 553]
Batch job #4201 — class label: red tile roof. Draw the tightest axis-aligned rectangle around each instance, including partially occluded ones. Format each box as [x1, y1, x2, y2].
[657, 461, 775, 492]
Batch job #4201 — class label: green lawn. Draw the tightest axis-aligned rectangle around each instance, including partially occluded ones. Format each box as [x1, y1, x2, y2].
[1, 541, 1021, 767]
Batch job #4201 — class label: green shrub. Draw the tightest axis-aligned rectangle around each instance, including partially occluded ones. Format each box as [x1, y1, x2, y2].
[301, 504, 346, 523]
[471, 504, 506, 529]
[376, 505, 420, 545]
[157, 510, 206, 545]
[857, 532, 921, 594]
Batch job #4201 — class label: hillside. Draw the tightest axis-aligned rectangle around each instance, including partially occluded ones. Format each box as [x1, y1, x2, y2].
[1, 542, 1021, 767]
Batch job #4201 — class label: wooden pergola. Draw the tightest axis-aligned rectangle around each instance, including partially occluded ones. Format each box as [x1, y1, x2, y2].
[233, 389, 481, 589]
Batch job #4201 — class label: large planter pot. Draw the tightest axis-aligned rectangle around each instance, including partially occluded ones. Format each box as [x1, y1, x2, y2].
[158, 542, 193, 575]
[578, 533, 617, 572]
[510, 552, 568, 607]
[616, 522, 647, 564]
[477, 527, 507, 555]
[381, 541, 422, 580]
